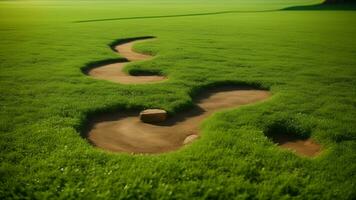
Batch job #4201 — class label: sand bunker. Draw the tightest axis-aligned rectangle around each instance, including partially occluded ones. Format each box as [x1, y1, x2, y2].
[85, 86, 271, 154]
[267, 132, 321, 157]
[83, 37, 318, 156]
[87, 37, 166, 84]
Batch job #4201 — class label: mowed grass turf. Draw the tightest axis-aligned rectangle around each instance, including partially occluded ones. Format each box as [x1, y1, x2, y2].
[1, 0, 356, 199]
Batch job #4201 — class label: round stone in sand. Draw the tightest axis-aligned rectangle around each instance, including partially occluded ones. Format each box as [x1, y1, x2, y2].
[183, 134, 199, 145]
[140, 109, 167, 123]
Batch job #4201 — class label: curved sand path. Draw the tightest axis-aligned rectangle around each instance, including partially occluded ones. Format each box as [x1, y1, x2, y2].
[87, 38, 166, 84]
[86, 86, 271, 154]
[84, 38, 320, 156]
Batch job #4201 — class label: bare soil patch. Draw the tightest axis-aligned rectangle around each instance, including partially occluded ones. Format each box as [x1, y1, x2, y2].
[267, 132, 321, 157]
[87, 38, 166, 84]
[85, 86, 271, 154]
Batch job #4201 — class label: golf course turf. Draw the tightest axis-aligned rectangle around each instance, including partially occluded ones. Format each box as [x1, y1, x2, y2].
[1, 0, 356, 199]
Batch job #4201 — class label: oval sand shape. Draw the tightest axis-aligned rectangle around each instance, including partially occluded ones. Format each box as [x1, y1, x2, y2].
[86, 86, 271, 154]
[268, 132, 321, 157]
[87, 38, 166, 84]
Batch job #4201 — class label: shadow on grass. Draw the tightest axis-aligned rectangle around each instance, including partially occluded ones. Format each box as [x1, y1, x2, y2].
[109, 36, 155, 51]
[81, 36, 165, 79]
[264, 119, 311, 143]
[283, 3, 356, 11]
[74, 3, 356, 24]
[81, 58, 128, 75]
[74, 10, 277, 23]
[78, 82, 269, 154]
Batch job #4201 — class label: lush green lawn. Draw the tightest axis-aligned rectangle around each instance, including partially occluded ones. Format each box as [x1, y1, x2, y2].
[1, 0, 356, 199]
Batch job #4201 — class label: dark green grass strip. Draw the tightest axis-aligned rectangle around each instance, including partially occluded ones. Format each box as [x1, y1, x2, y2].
[283, 3, 356, 10]
[74, 10, 278, 23]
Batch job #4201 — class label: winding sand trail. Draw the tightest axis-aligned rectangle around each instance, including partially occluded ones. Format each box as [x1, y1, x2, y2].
[84, 37, 321, 156]
[87, 38, 166, 84]
[86, 86, 271, 154]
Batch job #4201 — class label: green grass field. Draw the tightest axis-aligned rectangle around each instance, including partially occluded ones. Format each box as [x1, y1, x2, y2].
[1, 0, 356, 199]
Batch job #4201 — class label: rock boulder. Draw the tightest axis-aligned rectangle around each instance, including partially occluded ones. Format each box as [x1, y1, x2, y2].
[183, 134, 199, 145]
[139, 109, 167, 123]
